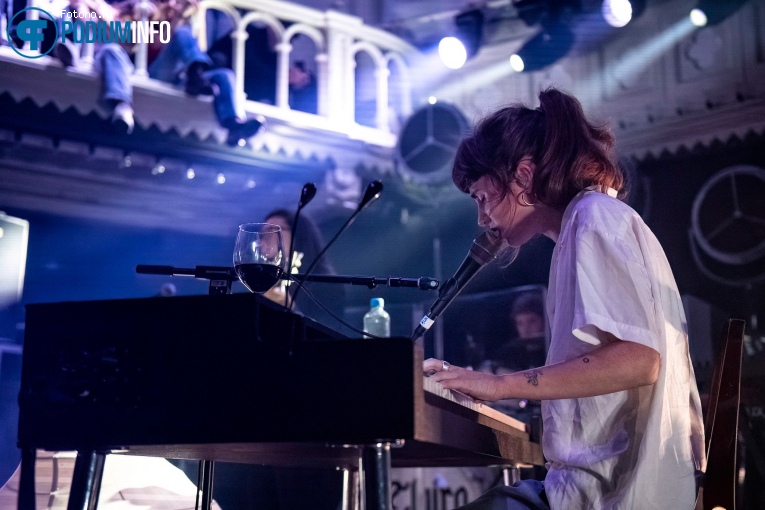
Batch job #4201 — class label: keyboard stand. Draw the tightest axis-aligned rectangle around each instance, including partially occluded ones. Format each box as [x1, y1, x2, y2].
[67, 451, 106, 510]
[360, 443, 392, 510]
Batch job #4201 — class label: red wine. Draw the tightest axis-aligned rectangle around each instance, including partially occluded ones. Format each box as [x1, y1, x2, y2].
[235, 263, 283, 293]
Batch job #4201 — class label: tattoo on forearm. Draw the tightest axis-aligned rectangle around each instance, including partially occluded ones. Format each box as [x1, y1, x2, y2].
[524, 370, 542, 386]
[583, 357, 590, 363]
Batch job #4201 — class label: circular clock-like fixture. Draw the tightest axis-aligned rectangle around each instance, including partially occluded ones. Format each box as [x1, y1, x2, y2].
[690, 165, 765, 285]
[691, 165, 765, 265]
[396, 102, 469, 186]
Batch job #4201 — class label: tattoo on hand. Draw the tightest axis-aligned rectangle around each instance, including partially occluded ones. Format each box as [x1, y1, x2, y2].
[524, 370, 542, 386]
[583, 357, 590, 363]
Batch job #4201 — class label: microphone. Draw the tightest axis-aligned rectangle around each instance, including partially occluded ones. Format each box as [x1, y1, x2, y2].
[357, 180, 383, 212]
[411, 230, 504, 341]
[299, 182, 317, 208]
[284, 183, 317, 308]
[290, 180, 384, 307]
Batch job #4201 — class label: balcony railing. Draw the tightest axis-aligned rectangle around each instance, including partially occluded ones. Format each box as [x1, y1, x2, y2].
[1, 0, 418, 147]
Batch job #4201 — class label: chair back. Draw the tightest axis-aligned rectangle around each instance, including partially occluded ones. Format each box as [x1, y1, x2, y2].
[700, 318, 746, 510]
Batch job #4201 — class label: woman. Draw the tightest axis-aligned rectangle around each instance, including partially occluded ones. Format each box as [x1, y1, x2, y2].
[262, 208, 341, 318]
[424, 88, 704, 510]
[209, 209, 344, 510]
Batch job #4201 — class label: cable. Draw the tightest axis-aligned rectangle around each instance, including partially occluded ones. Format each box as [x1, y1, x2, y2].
[288, 212, 362, 308]
[284, 274, 388, 340]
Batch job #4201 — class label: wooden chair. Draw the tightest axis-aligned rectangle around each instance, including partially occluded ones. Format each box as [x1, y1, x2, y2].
[697, 318, 746, 510]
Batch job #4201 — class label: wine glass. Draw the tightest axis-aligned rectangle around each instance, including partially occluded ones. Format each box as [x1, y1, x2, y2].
[233, 223, 284, 293]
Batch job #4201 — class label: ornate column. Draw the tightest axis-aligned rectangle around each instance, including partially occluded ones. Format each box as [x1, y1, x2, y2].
[375, 66, 389, 131]
[275, 41, 292, 109]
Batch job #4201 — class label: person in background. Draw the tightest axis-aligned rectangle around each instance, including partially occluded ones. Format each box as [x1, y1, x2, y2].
[49, 0, 134, 132]
[424, 88, 704, 510]
[262, 208, 345, 327]
[199, 209, 344, 510]
[207, 22, 278, 105]
[481, 292, 547, 376]
[54, 0, 262, 145]
[144, 0, 264, 145]
[288, 60, 317, 114]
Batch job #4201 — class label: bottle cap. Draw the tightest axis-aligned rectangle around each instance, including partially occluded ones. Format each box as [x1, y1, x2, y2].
[370, 297, 384, 308]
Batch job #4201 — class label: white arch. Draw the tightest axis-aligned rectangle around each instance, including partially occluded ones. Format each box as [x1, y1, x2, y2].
[195, 1, 242, 51]
[384, 52, 408, 74]
[384, 52, 412, 118]
[233, 13, 286, 105]
[239, 11, 286, 41]
[283, 23, 326, 53]
[349, 41, 386, 68]
[349, 42, 390, 130]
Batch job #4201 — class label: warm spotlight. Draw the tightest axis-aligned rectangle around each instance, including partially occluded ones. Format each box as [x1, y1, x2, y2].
[509, 54, 525, 72]
[602, 0, 632, 27]
[690, 8, 708, 26]
[438, 37, 468, 69]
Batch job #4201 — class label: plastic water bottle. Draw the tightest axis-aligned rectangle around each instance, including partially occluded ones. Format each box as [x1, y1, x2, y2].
[363, 297, 390, 338]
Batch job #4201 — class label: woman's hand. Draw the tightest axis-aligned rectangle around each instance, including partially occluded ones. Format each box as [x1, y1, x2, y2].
[423, 358, 506, 402]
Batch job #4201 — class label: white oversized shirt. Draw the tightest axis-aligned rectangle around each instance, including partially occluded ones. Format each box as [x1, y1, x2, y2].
[542, 189, 705, 510]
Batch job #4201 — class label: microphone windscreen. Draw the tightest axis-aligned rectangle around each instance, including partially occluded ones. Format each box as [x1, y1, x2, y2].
[357, 180, 383, 210]
[469, 230, 504, 265]
[300, 183, 317, 207]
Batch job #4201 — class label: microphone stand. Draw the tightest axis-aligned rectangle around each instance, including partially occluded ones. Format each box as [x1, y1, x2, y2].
[136, 265, 236, 295]
[290, 180, 384, 307]
[136, 265, 439, 293]
[286, 183, 318, 309]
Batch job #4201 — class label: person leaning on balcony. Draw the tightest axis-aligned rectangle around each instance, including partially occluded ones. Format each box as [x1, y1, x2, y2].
[54, 0, 263, 145]
[52, 0, 136, 133]
[140, 0, 264, 145]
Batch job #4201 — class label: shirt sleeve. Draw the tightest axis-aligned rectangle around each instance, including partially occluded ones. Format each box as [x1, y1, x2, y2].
[570, 223, 660, 351]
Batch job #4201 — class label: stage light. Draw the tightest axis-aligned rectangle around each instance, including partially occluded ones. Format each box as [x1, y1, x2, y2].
[690, 8, 707, 26]
[602, 0, 632, 27]
[455, 8, 484, 58]
[186, 168, 195, 179]
[428, 96, 438, 105]
[509, 54, 525, 72]
[693, 0, 747, 26]
[515, 0, 550, 27]
[438, 37, 468, 69]
[216, 173, 226, 184]
[246, 179, 257, 189]
[510, 22, 575, 72]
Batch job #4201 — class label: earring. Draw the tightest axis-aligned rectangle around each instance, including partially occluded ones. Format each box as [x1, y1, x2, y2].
[518, 192, 537, 207]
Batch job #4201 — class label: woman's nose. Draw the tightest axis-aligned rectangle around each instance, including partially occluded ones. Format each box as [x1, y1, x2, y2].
[477, 210, 489, 228]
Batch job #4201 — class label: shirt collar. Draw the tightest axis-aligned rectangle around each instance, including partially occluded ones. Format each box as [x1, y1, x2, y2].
[584, 184, 619, 197]
[557, 186, 618, 242]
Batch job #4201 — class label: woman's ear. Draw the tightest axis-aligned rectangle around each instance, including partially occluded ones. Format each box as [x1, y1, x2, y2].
[515, 159, 536, 190]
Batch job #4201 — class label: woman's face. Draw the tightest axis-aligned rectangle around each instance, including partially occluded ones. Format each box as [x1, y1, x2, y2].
[469, 175, 541, 248]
